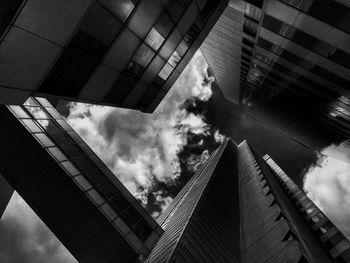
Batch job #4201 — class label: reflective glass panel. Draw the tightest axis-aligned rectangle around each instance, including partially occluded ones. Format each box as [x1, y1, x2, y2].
[87, 189, 105, 205]
[45, 108, 62, 119]
[47, 147, 67, 162]
[34, 133, 55, 147]
[56, 119, 73, 131]
[132, 43, 155, 67]
[158, 63, 174, 80]
[21, 119, 42, 133]
[113, 217, 130, 235]
[37, 120, 61, 133]
[24, 97, 39, 106]
[74, 175, 93, 191]
[68, 131, 84, 143]
[100, 203, 117, 220]
[35, 97, 52, 107]
[168, 51, 181, 67]
[9, 106, 30, 118]
[145, 27, 165, 51]
[61, 161, 80, 176]
[25, 106, 50, 119]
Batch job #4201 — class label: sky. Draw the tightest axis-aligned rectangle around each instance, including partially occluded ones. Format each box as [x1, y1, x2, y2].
[0, 51, 224, 262]
[303, 142, 350, 239]
[0, 50, 349, 261]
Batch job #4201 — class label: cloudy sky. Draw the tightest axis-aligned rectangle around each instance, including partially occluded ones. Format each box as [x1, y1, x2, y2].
[303, 141, 350, 239]
[0, 50, 349, 262]
[0, 51, 224, 262]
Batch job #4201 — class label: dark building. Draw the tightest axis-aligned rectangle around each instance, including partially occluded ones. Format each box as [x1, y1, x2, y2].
[264, 154, 350, 261]
[144, 139, 350, 262]
[0, 0, 227, 112]
[0, 97, 163, 262]
[201, 0, 350, 155]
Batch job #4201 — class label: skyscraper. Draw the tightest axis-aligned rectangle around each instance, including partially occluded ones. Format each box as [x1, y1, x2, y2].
[0, 97, 163, 263]
[0, 0, 227, 112]
[144, 139, 350, 262]
[201, 0, 350, 154]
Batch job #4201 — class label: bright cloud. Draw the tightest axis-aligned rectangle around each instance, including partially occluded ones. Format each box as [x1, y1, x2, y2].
[65, 50, 221, 212]
[1, 51, 225, 263]
[303, 142, 350, 239]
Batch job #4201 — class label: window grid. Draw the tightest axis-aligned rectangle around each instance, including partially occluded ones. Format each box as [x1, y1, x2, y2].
[264, 154, 350, 261]
[8, 97, 154, 248]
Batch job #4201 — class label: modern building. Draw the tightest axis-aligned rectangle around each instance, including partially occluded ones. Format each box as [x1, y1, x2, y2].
[264, 154, 350, 262]
[201, 0, 350, 152]
[144, 138, 350, 262]
[0, 97, 163, 263]
[0, 0, 227, 112]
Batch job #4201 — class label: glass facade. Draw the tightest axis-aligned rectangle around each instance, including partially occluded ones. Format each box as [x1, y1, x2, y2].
[264, 154, 350, 262]
[7, 97, 162, 257]
[19, 0, 225, 112]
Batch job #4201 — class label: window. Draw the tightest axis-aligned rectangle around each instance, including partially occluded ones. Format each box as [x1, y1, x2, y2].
[96, 182, 118, 200]
[9, 106, 30, 119]
[108, 194, 130, 214]
[74, 157, 95, 173]
[183, 19, 201, 46]
[45, 108, 62, 119]
[158, 63, 174, 80]
[87, 189, 105, 205]
[100, 203, 117, 220]
[35, 97, 52, 107]
[48, 132, 72, 146]
[61, 145, 83, 159]
[61, 161, 80, 176]
[135, 219, 152, 241]
[113, 217, 130, 235]
[176, 39, 190, 57]
[37, 120, 61, 133]
[74, 175, 93, 191]
[245, 2, 261, 22]
[56, 119, 73, 131]
[25, 106, 50, 119]
[47, 147, 67, 162]
[79, 142, 95, 155]
[168, 51, 181, 67]
[21, 119, 42, 133]
[132, 43, 155, 68]
[89, 155, 105, 168]
[145, 27, 165, 51]
[68, 131, 84, 143]
[34, 133, 55, 147]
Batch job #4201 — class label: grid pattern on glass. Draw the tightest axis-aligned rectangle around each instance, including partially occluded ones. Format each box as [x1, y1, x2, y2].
[8, 97, 156, 250]
[263, 154, 350, 261]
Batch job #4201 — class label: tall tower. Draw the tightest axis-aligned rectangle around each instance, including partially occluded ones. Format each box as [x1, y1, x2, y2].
[145, 139, 349, 262]
[0, 97, 163, 263]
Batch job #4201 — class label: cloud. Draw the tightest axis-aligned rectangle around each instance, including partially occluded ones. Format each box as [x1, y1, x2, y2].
[0, 192, 77, 263]
[303, 142, 350, 239]
[65, 50, 224, 213]
[0, 51, 225, 262]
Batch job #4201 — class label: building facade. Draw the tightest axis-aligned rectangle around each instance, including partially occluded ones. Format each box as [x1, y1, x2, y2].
[0, 97, 163, 263]
[201, 0, 350, 153]
[0, 0, 227, 112]
[144, 139, 350, 263]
